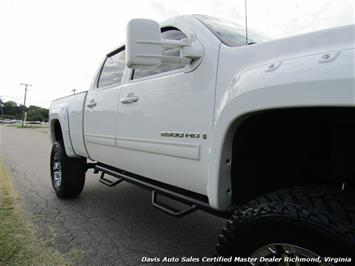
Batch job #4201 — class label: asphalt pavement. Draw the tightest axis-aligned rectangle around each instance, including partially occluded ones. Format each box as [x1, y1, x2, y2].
[0, 125, 226, 265]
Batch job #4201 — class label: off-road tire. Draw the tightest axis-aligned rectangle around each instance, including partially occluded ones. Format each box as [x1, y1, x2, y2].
[216, 187, 355, 264]
[50, 141, 86, 198]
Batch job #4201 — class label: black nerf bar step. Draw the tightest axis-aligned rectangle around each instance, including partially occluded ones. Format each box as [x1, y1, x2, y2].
[151, 190, 197, 217]
[94, 163, 233, 218]
[99, 172, 123, 187]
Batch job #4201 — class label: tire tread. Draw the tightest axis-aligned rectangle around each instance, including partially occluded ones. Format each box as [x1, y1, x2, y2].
[216, 187, 355, 258]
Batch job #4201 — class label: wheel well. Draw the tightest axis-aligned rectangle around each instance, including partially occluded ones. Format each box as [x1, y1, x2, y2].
[51, 119, 63, 142]
[231, 107, 355, 205]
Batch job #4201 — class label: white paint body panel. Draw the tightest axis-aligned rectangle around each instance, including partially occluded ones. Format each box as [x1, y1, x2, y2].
[49, 92, 89, 158]
[114, 16, 218, 194]
[49, 15, 355, 210]
[84, 84, 121, 164]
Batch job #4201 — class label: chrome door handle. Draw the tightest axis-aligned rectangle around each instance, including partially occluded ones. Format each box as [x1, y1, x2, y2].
[120, 93, 138, 104]
[86, 99, 97, 108]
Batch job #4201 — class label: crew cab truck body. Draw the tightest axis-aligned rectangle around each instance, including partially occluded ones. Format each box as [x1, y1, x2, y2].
[49, 15, 355, 261]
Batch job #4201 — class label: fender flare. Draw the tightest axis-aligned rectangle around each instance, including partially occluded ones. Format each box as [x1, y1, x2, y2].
[49, 104, 78, 158]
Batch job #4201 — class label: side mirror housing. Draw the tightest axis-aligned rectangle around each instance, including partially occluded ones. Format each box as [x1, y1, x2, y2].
[126, 19, 162, 69]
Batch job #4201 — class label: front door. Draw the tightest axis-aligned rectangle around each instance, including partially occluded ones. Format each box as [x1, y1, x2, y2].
[116, 29, 217, 195]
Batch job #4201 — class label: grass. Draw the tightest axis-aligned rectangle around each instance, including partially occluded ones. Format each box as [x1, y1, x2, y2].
[0, 161, 71, 266]
[7, 124, 48, 129]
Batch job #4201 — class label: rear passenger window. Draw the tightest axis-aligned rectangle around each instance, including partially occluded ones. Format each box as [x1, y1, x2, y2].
[132, 28, 187, 80]
[98, 50, 125, 88]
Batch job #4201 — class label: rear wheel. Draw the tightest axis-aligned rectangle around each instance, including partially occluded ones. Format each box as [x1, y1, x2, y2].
[50, 141, 86, 198]
[216, 187, 355, 265]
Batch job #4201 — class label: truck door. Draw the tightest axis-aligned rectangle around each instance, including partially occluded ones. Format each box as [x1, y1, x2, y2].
[116, 28, 217, 195]
[84, 47, 125, 165]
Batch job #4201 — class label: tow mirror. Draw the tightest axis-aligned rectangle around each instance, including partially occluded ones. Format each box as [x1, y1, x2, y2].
[126, 19, 162, 69]
[126, 18, 204, 69]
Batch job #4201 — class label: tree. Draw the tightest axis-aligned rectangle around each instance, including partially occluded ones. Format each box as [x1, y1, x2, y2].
[2, 101, 22, 119]
[27, 105, 49, 122]
[1, 101, 48, 122]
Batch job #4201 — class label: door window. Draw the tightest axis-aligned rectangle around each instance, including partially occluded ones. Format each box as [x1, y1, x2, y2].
[98, 49, 125, 88]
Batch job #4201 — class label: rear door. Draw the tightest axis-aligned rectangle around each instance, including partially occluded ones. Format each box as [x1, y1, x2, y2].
[84, 47, 125, 165]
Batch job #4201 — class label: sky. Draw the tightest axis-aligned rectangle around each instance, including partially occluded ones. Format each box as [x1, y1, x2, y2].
[0, 0, 354, 108]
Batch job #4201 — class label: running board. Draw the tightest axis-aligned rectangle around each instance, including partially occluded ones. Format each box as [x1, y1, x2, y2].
[94, 164, 232, 218]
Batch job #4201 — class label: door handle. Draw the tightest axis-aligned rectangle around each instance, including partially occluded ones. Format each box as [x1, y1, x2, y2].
[120, 93, 138, 104]
[86, 99, 97, 108]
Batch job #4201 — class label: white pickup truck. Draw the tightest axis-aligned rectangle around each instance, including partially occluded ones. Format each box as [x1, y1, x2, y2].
[49, 15, 355, 262]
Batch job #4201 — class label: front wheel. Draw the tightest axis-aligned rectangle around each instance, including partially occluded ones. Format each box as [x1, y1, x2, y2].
[216, 187, 355, 265]
[50, 141, 86, 198]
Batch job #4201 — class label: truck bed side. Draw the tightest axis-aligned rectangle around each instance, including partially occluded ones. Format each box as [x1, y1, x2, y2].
[49, 91, 88, 158]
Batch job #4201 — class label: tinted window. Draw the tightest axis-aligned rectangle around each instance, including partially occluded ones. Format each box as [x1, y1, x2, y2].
[133, 29, 187, 80]
[98, 50, 125, 88]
